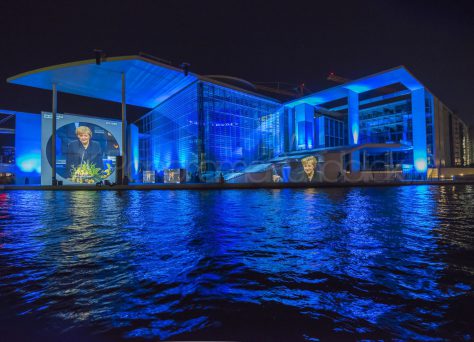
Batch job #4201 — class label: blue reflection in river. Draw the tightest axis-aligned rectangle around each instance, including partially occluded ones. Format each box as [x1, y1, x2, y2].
[0, 186, 473, 340]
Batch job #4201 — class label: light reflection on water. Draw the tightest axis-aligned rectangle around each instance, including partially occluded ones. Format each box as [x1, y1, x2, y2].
[0, 186, 473, 341]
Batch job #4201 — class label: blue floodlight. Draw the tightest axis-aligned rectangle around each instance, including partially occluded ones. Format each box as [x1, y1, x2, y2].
[17, 153, 41, 173]
[14, 112, 42, 183]
[414, 159, 428, 173]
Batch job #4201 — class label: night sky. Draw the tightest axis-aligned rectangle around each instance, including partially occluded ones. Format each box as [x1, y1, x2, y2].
[1, 0, 473, 125]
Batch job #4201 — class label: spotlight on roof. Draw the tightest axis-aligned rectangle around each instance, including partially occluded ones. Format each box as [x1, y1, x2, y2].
[180, 62, 190, 76]
[93, 49, 106, 65]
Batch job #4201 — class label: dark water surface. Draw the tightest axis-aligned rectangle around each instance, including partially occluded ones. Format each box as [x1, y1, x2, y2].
[1, 185, 474, 341]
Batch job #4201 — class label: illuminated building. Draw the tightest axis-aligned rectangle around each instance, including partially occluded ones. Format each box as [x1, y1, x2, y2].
[282, 67, 472, 177]
[3, 56, 472, 184]
[138, 80, 281, 178]
[138, 64, 472, 181]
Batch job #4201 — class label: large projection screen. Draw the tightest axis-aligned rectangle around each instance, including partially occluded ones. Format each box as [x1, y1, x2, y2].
[41, 112, 122, 185]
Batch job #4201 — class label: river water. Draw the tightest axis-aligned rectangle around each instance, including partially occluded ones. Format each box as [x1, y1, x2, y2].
[1, 185, 473, 341]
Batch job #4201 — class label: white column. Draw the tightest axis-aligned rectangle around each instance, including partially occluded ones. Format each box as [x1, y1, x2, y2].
[121, 72, 127, 182]
[411, 87, 427, 173]
[51, 83, 57, 185]
[295, 103, 315, 149]
[348, 90, 360, 172]
[348, 90, 359, 145]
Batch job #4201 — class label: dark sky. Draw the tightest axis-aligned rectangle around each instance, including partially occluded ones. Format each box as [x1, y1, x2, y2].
[1, 0, 473, 124]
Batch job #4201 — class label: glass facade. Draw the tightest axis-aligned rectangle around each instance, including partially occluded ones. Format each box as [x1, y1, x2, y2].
[358, 99, 412, 168]
[139, 82, 199, 172]
[359, 99, 412, 145]
[201, 82, 281, 171]
[356, 94, 436, 168]
[138, 81, 281, 176]
[323, 116, 345, 148]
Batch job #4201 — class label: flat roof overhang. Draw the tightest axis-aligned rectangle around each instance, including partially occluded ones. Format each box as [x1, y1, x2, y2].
[7, 55, 199, 108]
[284, 66, 424, 108]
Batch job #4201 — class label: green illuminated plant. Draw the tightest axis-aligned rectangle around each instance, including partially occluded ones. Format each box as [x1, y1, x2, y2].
[70, 162, 112, 184]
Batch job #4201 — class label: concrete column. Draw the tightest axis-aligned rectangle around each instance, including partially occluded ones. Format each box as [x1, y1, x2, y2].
[348, 90, 360, 172]
[121, 72, 127, 182]
[295, 103, 314, 149]
[348, 90, 359, 145]
[51, 83, 57, 185]
[411, 87, 428, 173]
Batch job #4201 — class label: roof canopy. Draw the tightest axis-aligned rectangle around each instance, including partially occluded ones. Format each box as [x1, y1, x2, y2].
[7, 55, 199, 108]
[7, 59, 422, 110]
[285, 66, 424, 108]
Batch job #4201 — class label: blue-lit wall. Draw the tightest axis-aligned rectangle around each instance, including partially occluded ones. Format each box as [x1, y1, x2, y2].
[15, 112, 42, 184]
[201, 82, 281, 171]
[139, 82, 199, 172]
[138, 81, 282, 174]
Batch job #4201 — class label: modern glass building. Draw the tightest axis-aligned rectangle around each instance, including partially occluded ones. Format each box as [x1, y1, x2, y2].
[3, 55, 473, 184]
[138, 81, 281, 179]
[280, 67, 472, 180]
[135, 64, 473, 182]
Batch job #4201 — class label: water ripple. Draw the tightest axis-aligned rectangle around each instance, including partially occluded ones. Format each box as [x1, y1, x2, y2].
[1, 186, 474, 340]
